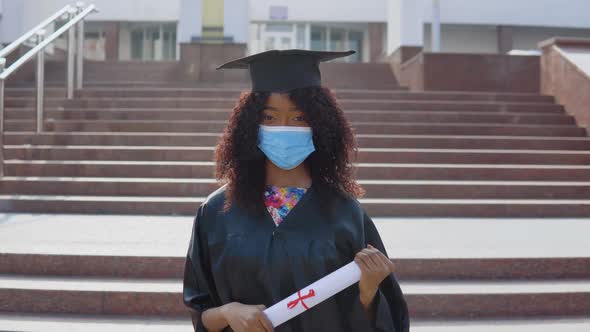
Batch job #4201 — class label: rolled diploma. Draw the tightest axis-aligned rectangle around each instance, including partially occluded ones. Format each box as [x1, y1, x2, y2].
[263, 261, 361, 327]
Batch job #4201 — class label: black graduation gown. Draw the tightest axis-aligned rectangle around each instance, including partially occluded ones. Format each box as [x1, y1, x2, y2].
[183, 183, 410, 332]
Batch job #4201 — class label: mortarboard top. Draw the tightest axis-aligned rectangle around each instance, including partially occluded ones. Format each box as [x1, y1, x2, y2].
[216, 49, 356, 93]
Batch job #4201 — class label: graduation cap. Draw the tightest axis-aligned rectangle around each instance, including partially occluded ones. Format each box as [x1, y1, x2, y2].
[216, 49, 356, 93]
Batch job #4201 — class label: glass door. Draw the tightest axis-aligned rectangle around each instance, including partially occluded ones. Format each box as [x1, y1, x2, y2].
[129, 23, 177, 61]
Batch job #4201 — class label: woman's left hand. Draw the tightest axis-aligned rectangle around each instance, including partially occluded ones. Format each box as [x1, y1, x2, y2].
[354, 244, 396, 306]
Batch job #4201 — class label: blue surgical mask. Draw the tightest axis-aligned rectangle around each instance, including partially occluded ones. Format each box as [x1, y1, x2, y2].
[257, 124, 316, 170]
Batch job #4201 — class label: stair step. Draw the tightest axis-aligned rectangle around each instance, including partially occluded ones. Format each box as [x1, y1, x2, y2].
[405, 280, 590, 294]
[0, 286, 187, 317]
[2, 253, 590, 280]
[8, 160, 590, 180]
[1, 195, 590, 216]
[5, 97, 566, 113]
[6, 146, 590, 164]
[72, 89, 555, 103]
[41, 81, 403, 90]
[7, 275, 590, 294]
[3, 177, 590, 199]
[55, 88, 550, 101]
[5, 109, 576, 124]
[6, 120, 586, 136]
[0, 275, 179, 292]
[7, 132, 590, 150]
[5, 87, 555, 103]
[0, 276, 588, 318]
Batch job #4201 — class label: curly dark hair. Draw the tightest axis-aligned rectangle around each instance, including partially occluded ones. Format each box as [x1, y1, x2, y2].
[213, 85, 365, 218]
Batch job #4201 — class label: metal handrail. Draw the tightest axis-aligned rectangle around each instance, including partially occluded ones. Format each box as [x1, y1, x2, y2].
[0, 2, 97, 178]
[0, 5, 73, 59]
[0, 4, 96, 80]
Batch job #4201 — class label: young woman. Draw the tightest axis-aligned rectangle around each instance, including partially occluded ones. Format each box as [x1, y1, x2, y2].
[183, 49, 410, 332]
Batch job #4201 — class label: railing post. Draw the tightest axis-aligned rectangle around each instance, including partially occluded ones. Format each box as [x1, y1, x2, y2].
[66, 7, 77, 99]
[76, 2, 85, 91]
[35, 29, 46, 133]
[0, 58, 5, 177]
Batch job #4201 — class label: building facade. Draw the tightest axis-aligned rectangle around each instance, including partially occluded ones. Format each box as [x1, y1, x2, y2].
[388, 0, 590, 55]
[1, 0, 589, 63]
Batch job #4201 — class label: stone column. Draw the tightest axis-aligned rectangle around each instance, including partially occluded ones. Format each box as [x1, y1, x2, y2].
[387, 0, 424, 55]
[368, 23, 386, 62]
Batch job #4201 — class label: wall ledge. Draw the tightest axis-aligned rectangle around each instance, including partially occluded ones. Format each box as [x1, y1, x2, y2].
[538, 37, 590, 50]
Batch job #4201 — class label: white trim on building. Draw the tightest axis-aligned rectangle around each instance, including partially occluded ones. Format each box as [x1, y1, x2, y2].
[2, 0, 590, 61]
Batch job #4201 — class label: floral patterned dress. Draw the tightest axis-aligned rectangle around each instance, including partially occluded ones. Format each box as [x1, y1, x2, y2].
[263, 185, 308, 226]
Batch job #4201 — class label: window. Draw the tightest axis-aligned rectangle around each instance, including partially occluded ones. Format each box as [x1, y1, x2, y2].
[129, 23, 177, 60]
[310, 26, 326, 51]
[131, 29, 144, 60]
[348, 30, 363, 62]
[163, 29, 176, 59]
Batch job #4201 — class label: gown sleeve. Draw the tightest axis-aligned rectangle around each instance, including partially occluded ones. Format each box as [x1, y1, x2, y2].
[183, 203, 219, 332]
[358, 208, 410, 332]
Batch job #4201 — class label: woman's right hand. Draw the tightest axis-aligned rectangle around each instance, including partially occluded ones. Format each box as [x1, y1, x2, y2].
[221, 302, 274, 332]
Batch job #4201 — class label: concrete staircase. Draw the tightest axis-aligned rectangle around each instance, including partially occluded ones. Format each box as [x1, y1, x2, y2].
[3, 85, 590, 217]
[1, 61, 590, 330]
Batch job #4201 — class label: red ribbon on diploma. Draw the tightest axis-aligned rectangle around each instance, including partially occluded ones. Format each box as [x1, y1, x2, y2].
[287, 289, 316, 310]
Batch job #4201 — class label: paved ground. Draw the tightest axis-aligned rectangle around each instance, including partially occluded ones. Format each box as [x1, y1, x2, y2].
[0, 213, 588, 258]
